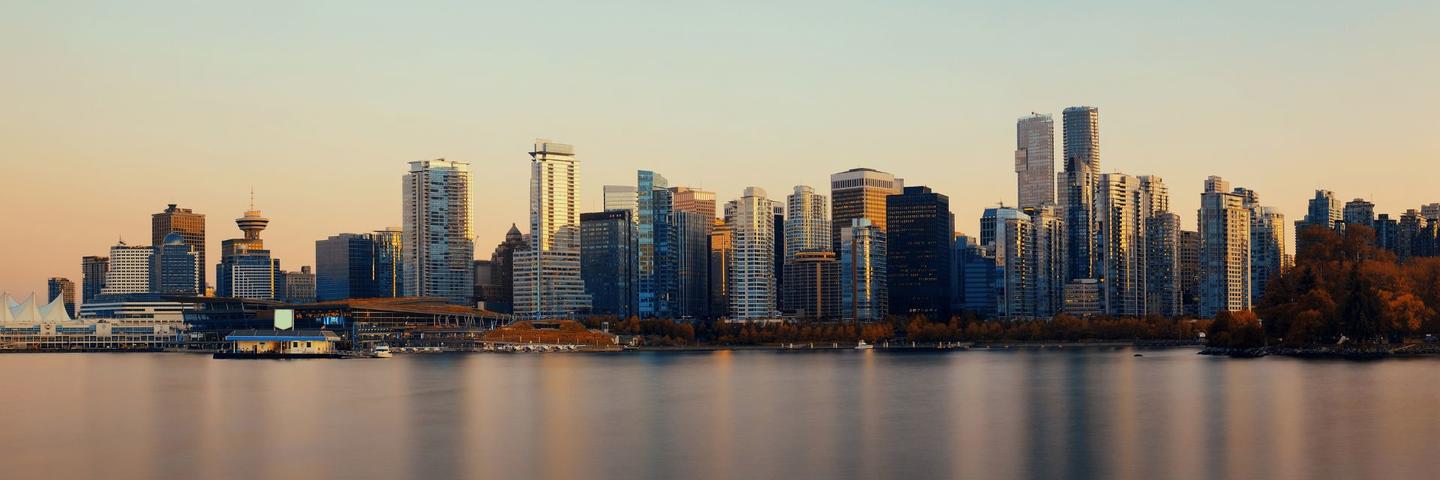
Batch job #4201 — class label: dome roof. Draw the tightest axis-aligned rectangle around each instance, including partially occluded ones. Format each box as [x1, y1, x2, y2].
[163, 231, 186, 245]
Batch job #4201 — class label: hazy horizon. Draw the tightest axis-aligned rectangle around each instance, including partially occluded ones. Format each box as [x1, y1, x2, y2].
[3, 0, 1438, 295]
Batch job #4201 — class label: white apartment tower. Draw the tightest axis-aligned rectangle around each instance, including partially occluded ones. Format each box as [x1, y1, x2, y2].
[728, 187, 778, 321]
[514, 140, 592, 319]
[402, 159, 475, 305]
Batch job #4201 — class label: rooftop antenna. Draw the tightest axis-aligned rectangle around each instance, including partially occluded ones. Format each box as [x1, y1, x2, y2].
[249, 186, 255, 210]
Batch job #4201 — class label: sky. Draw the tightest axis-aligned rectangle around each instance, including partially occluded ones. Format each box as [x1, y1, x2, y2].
[2, 0, 1438, 296]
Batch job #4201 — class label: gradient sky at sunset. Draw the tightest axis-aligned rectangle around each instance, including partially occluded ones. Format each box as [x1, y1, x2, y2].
[2, 0, 1438, 295]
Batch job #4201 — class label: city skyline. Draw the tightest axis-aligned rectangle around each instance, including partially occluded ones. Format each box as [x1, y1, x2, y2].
[4, 1, 1440, 295]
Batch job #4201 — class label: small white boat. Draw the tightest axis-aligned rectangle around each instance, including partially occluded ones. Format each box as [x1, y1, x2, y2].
[372, 344, 393, 358]
[855, 340, 874, 350]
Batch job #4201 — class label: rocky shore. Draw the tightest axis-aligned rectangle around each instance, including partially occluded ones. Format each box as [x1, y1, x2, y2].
[1200, 343, 1440, 359]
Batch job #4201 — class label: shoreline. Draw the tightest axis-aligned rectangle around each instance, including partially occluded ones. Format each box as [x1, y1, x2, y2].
[1199, 344, 1440, 359]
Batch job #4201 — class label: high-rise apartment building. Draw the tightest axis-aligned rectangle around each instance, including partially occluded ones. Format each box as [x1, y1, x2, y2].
[886, 186, 953, 318]
[782, 185, 834, 318]
[1295, 189, 1341, 257]
[1199, 177, 1251, 317]
[1251, 206, 1287, 303]
[150, 231, 201, 295]
[1145, 213, 1182, 317]
[840, 219, 887, 322]
[581, 210, 637, 318]
[81, 256, 108, 304]
[671, 187, 717, 225]
[1094, 173, 1145, 317]
[1343, 198, 1375, 228]
[830, 168, 902, 254]
[1179, 230, 1201, 317]
[152, 204, 206, 292]
[514, 140, 591, 318]
[1014, 113, 1055, 210]
[100, 241, 152, 296]
[1029, 204, 1066, 317]
[983, 207, 1033, 318]
[47, 277, 76, 317]
[402, 159, 474, 305]
[728, 187, 778, 321]
[1061, 106, 1100, 281]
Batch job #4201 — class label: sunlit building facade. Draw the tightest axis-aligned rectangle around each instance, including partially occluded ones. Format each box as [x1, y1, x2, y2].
[514, 140, 591, 318]
[1015, 113, 1055, 210]
[840, 219, 887, 322]
[830, 168, 902, 254]
[1061, 106, 1100, 282]
[728, 187, 778, 321]
[402, 159, 474, 305]
[1199, 176, 1251, 318]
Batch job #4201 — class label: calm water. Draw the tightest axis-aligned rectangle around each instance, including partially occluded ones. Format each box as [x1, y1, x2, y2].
[3, 348, 1440, 479]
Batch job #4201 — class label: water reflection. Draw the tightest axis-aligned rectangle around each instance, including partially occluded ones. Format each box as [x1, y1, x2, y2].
[4, 350, 1440, 479]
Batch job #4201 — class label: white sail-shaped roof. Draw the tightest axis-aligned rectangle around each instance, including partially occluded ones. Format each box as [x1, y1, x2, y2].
[40, 295, 72, 323]
[4, 293, 18, 309]
[10, 294, 41, 324]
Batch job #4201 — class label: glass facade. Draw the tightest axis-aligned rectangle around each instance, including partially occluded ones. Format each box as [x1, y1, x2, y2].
[1062, 106, 1100, 281]
[402, 159, 475, 306]
[885, 186, 952, 319]
[840, 219, 887, 321]
[581, 210, 636, 318]
[1015, 113, 1055, 210]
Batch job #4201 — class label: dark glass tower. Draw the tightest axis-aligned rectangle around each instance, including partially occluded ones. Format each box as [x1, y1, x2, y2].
[581, 210, 637, 318]
[885, 186, 953, 319]
[1062, 106, 1099, 281]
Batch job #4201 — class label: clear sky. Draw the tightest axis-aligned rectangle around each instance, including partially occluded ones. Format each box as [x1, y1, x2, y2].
[2, 0, 1438, 296]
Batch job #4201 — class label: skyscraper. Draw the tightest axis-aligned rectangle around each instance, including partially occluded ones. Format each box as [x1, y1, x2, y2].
[840, 218, 887, 321]
[782, 185, 834, 319]
[1095, 173, 1145, 317]
[886, 186, 953, 318]
[514, 140, 591, 318]
[402, 159, 474, 305]
[983, 207, 1033, 318]
[954, 235, 998, 317]
[1179, 230, 1201, 317]
[1029, 204, 1066, 317]
[672, 186, 717, 319]
[150, 231, 201, 295]
[152, 204, 206, 292]
[636, 170, 675, 318]
[1199, 177, 1251, 318]
[1295, 189, 1340, 257]
[603, 185, 638, 215]
[1015, 113, 1055, 210]
[101, 241, 152, 296]
[1343, 198, 1376, 228]
[372, 228, 403, 298]
[674, 210, 711, 319]
[1061, 106, 1100, 281]
[1251, 206, 1288, 303]
[217, 205, 279, 300]
[581, 210, 636, 318]
[830, 168, 902, 254]
[46, 277, 75, 317]
[80, 256, 108, 304]
[1145, 212, 1182, 317]
[728, 187, 777, 321]
[316, 233, 377, 301]
[709, 219, 733, 318]
[487, 224, 525, 313]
